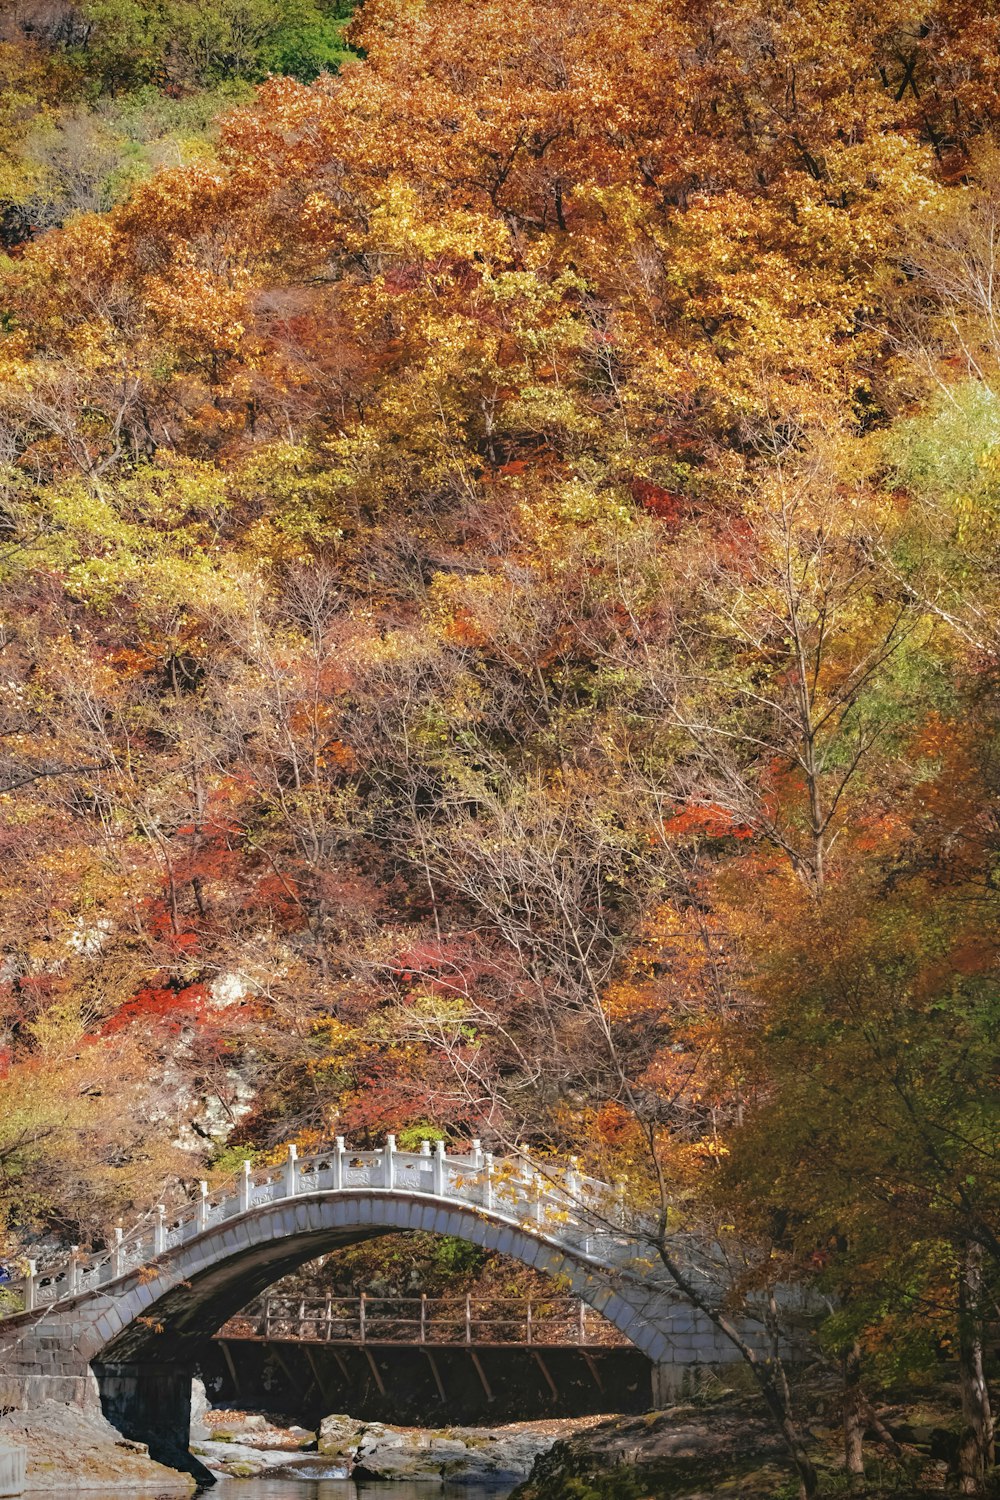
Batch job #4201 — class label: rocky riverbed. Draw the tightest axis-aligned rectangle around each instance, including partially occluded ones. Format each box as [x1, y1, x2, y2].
[193, 1402, 605, 1485]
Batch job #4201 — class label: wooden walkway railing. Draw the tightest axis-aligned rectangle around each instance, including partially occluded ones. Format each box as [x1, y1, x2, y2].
[218, 1294, 629, 1348]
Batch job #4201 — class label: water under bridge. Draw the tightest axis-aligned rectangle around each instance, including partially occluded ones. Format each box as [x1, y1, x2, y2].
[0, 1139, 769, 1478]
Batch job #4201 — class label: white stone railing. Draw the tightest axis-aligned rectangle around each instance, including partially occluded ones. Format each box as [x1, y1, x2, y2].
[1, 1139, 646, 1319]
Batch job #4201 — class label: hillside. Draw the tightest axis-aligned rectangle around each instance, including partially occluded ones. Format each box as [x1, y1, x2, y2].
[3, 2, 1000, 1493]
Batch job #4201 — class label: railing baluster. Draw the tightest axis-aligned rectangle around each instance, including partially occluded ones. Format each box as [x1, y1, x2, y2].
[359, 1292, 366, 1345]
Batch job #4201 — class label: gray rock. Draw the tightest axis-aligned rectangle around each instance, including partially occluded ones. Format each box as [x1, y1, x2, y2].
[189, 1378, 210, 1444]
[317, 1413, 365, 1459]
[353, 1424, 438, 1480]
[349, 1422, 553, 1483]
[199, 1439, 304, 1477]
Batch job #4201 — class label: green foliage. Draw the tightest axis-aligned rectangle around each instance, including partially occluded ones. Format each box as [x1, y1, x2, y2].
[395, 1122, 447, 1150]
[430, 1237, 486, 1277]
[77, 0, 354, 90]
[0, 0, 354, 247]
[208, 1143, 263, 1176]
[258, 5, 354, 82]
[75, 0, 172, 94]
[885, 381, 1000, 510]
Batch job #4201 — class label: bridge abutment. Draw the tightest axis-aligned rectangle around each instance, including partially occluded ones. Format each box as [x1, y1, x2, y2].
[93, 1362, 212, 1485]
[0, 1333, 96, 1416]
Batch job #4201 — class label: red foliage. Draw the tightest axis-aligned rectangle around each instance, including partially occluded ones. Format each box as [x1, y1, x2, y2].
[629, 479, 684, 524]
[254, 873, 302, 925]
[142, 900, 202, 953]
[394, 937, 487, 995]
[100, 982, 210, 1036]
[659, 803, 755, 840]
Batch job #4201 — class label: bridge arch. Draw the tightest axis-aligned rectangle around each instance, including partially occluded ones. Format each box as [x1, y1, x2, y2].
[88, 1190, 667, 1367]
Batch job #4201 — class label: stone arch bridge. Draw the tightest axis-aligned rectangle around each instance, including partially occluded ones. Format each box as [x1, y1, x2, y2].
[0, 1140, 756, 1479]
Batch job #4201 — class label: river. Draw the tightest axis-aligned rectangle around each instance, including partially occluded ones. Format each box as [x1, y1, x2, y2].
[217, 1484, 517, 1500]
[31, 1483, 517, 1500]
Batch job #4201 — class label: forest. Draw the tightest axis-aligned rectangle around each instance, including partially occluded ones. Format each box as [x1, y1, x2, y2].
[3, 0, 1000, 1494]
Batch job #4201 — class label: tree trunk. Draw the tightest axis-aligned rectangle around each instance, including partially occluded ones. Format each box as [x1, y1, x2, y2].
[843, 1343, 866, 1492]
[655, 1243, 817, 1497]
[958, 1242, 995, 1495]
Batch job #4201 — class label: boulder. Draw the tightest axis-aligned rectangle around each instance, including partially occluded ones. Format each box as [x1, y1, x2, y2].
[350, 1423, 552, 1483]
[447, 1431, 553, 1482]
[352, 1423, 435, 1480]
[317, 1413, 365, 1459]
[197, 1439, 307, 1478]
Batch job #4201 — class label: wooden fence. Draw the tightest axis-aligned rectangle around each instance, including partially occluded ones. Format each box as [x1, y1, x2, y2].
[218, 1294, 629, 1348]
